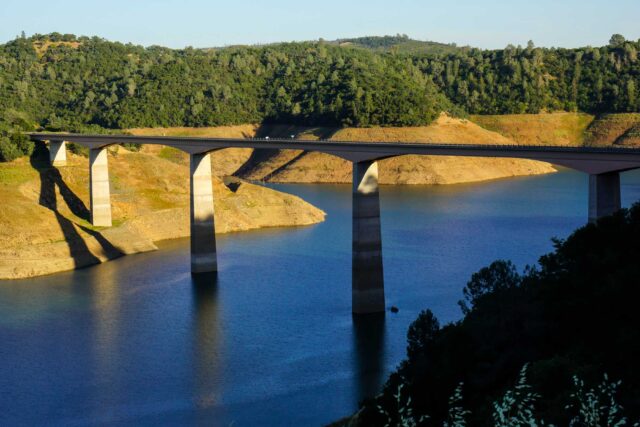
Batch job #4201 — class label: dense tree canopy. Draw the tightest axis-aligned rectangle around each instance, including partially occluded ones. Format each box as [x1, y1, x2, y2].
[0, 33, 638, 138]
[0, 34, 639, 162]
[0, 34, 456, 131]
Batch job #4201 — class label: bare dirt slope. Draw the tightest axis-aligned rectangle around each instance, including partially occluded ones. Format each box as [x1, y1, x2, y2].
[582, 113, 640, 147]
[471, 112, 595, 146]
[237, 115, 556, 184]
[0, 145, 325, 279]
[473, 112, 640, 148]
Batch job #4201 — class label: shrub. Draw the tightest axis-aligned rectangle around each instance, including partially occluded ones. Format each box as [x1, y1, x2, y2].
[10, 132, 34, 156]
[121, 143, 142, 152]
[67, 142, 89, 157]
[0, 136, 22, 162]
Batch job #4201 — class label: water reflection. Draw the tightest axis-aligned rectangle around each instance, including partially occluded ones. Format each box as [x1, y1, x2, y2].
[190, 273, 222, 414]
[90, 265, 122, 422]
[352, 313, 386, 407]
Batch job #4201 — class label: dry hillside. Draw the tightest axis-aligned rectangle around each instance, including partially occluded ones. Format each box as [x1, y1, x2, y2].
[235, 115, 556, 184]
[472, 112, 640, 148]
[471, 112, 594, 146]
[583, 113, 640, 147]
[0, 145, 325, 279]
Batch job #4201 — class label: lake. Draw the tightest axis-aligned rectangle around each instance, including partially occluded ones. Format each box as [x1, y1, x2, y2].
[2, 169, 640, 426]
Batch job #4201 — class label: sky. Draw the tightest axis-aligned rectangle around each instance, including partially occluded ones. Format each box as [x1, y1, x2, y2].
[1, 0, 639, 49]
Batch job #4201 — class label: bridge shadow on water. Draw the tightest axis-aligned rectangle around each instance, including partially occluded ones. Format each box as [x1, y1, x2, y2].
[30, 142, 122, 268]
[353, 313, 387, 406]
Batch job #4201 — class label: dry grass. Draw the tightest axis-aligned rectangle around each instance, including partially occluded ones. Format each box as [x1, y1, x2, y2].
[237, 115, 555, 184]
[128, 124, 259, 138]
[335, 114, 515, 145]
[0, 147, 324, 279]
[583, 113, 640, 146]
[32, 41, 81, 57]
[471, 112, 595, 146]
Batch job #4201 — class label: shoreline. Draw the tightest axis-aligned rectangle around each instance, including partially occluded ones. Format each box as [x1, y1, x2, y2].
[1, 171, 563, 281]
[0, 216, 326, 281]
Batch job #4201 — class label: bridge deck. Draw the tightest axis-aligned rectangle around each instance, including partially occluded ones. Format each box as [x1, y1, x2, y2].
[30, 132, 640, 174]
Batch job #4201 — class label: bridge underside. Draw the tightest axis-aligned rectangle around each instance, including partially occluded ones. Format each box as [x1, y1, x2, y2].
[35, 134, 640, 314]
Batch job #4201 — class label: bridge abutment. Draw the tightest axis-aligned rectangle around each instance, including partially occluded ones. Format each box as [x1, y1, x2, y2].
[49, 140, 67, 166]
[589, 171, 621, 223]
[89, 147, 112, 227]
[190, 152, 218, 274]
[352, 160, 385, 314]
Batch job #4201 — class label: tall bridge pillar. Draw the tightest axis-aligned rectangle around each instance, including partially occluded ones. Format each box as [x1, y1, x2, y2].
[352, 160, 385, 314]
[190, 152, 218, 274]
[589, 171, 621, 223]
[49, 140, 67, 166]
[89, 147, 112, 227]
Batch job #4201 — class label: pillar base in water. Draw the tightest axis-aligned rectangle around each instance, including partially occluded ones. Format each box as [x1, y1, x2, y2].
[588, 171, 621, 223]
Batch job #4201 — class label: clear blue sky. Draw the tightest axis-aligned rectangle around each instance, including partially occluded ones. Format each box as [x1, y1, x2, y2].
[1, 0, 639, 49]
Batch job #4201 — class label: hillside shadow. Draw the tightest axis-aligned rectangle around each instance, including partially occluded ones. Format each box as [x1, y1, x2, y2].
[255, 124, 339, 140]
[262, 151, 308, 180]
[30, 142, 122, 268]
[233, 124, 339, 180]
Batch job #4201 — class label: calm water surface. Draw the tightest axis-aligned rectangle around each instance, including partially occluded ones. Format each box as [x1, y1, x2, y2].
[2, 169, 640, 426]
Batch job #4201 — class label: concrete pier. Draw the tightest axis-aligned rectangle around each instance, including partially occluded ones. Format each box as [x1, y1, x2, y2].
[352, 160, 385, 314]
[589, 171, 621, 223]
[49, 140, 67, 166]
[190, 152, 217, 273]
[89, 147, 112, 227]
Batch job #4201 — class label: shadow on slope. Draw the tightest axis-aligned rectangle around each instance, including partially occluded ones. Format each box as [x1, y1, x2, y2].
[30, 142, 122, 268]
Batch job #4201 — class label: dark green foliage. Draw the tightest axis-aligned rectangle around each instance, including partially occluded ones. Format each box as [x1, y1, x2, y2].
[339, 34, 414, 49]
[0, 118, 34, 162]
[0, 32, 639, 162]
[261, 43, 453, 126]
[458, 260, 521, 314]
[0, 34, 454, 132]
[336, 35, 466, 55]
[359, 205, 640, 426]
[0, 136, 21, 161]
[9, 132, 34, 157]
[408, 34, 640, 114]
[0, 33, 637, 135]
[120, 143, 142, 152]
[407, 310, 440, 361]
[66, 142, 88, 157]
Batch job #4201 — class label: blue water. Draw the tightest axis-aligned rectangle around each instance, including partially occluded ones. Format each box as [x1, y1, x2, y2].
[2, 169, 640, 426]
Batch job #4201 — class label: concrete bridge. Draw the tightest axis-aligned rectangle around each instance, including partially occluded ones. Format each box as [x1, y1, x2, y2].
[30, 133, 640, 314]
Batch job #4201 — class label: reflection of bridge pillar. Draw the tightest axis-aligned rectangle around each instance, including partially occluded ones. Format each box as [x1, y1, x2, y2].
[589, 171, 621, 223]
[49, 140, 67, 166]
[352, 160, 385, 314]
[89, 147, 112, 227]
[190, 152, 218, 274]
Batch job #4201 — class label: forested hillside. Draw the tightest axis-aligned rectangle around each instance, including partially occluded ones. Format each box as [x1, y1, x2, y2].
[0, 32, 639, 160]
[334, 34, 466, 55]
